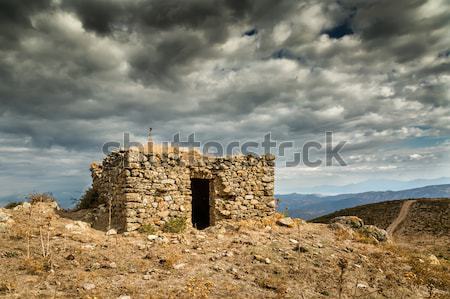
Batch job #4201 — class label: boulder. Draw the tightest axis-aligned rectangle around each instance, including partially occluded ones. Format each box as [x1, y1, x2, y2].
[330, 216, 364, 229]
[0, 211, 10, 222]
[267, 200, 277, 208]
[82, 283, 96, 291]
[147, 234, 158, 241]
[65, 221, 90, 233]
[359, 225, 388, 242]
[428, 254, 440, 266]
[276, 217, 295, 227]
[328, 222, 355, 238]
[106, 229, 117, 236]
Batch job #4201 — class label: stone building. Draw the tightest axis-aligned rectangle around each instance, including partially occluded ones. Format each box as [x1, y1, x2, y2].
[90, 145, 276, 232]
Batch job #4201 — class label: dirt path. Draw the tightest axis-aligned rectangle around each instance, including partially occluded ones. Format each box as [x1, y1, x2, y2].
[387, 200, 416, 236]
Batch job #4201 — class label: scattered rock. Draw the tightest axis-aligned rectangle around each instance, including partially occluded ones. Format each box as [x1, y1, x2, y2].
[212, 264, 223, 272]
[294, 245, 309, 253]
[118, 296, 131, 299]
[147, 234, 158, 241]
[173, 263, 186, 270]
[267, 200, 277, 208]
[225, 251, 234, 257]
[82, 283, 96, 291]
[49, 201, 60, 210]
[102, 262, 117, 269]
[289, 239, 299, 244]
[357, 283, 368, 289]
[0, 211, 10, 222]
[81, 244, 96, 250]
[65, 221, 90, 233]
[254, 254, 271, 264]
[228, 267, 238, 274]
[143, 274, 151, 280]
[276, 217, 295, 228]
[65, 254, 75, 261]
[106, 229, 117, 236]
[89, 262, 101, 270]
[428, 254, 440, 266]
[12, 202, 31, 211]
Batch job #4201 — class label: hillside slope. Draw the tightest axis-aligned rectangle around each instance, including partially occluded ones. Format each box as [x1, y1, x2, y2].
[311, 198, 450, 237]
[277, 184, 450, 220]
[1, 202, 449, 298]
[311, 198, 450, 262]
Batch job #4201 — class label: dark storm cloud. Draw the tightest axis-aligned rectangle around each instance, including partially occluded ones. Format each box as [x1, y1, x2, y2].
[0, 0, 449, 197]
[62, 0, 128, 35]
[0, 0, 52, 48]
[62, 0, 300, 87]
[349, 0, 450, 62]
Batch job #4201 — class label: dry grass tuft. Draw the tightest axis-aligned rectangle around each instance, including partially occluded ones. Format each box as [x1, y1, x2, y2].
[27, 192, 56, 204]
[159, 251, 182, 269]
[383, 243, 450, 297]
[163, 217, 187, 233]
[138, 223, 157, 234]
[0, 281, 16, 295]
[185, 276, 214, 298]
[255, 275, 288, 295]
[20, 257, 51, 275]
[353, 231, 379, 245]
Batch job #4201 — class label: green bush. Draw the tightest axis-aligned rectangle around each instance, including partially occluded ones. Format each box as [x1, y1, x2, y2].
[138, 224, 157, 234]
[4, 202, 22, 209]
[163, 217, 187, 233]
[76, 187, 100, 210]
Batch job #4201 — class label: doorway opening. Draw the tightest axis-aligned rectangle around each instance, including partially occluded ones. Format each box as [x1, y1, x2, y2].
[191, 179, 210, 229]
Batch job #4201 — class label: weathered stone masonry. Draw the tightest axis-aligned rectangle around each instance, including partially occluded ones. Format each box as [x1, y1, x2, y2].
[91, 148, 276, 232]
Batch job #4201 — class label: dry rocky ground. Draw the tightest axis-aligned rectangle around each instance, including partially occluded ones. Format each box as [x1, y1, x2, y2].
[0, 202, 449, 298]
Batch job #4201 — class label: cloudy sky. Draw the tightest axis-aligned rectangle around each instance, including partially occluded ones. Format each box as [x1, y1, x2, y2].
[0, 0, 449, 203]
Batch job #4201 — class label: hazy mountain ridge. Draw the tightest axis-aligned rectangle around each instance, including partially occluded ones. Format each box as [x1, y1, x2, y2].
[293, 177, 450, 194]
[277, 184, 450, 220]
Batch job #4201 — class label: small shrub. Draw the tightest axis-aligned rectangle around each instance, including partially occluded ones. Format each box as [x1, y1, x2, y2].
[353, 231, 378, 245]
[0, 281, 15, 295]
[159, 252, 181, 269]
[20, 257, 51, 275]
[27, 192, 56, 204]
[138, 224, 156, 234]
[2, 251, 20, 258]
[163, 217, 186, 233]
[4, 201, 22, 209]
[281, 207, 290, 217]
[76, 187, 100, 209]
[255, 275, 287, 294]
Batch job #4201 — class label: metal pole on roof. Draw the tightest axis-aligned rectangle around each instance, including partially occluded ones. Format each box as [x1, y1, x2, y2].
[148, 127, 153, 142]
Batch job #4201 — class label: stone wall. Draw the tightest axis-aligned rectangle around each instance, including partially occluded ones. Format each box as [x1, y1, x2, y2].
[91, 148, 276, 232]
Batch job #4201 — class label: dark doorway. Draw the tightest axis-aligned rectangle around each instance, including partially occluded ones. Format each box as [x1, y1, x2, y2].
[191, 179, 210, 229]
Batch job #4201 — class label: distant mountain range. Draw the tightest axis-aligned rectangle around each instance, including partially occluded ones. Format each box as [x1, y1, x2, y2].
[289, 177, 450, 195]
[276, 184, 450, 220]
